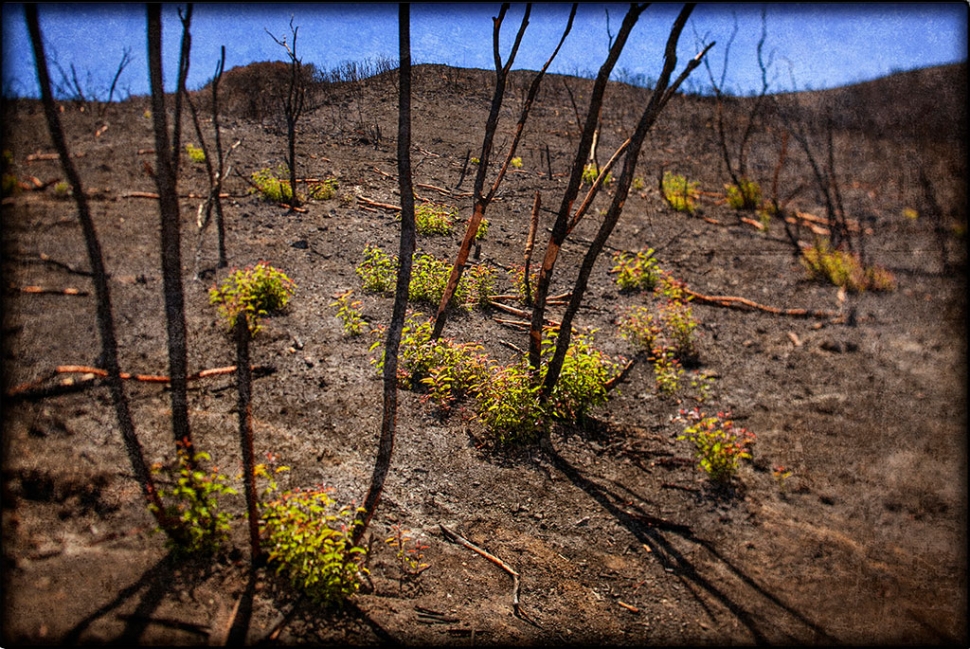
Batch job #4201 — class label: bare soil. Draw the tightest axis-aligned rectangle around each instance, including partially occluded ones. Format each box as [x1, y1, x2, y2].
[1, 62, 967, 646]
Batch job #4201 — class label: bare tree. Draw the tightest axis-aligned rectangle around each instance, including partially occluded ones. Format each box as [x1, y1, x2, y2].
[267, 16, 307, 210]
[699, 7, 773, 211]
[25, 4, 169, 530]
[189, 45, 236, 273]
[353, 3, 416, 547]
[540, 4, 713, 403]
[527, 3, 650, 372]
[431, 2, 577, 340]
[147, 4, 193, 454]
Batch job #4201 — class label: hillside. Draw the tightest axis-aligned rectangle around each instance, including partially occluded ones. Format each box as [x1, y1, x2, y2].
[1, 60, 966, 646]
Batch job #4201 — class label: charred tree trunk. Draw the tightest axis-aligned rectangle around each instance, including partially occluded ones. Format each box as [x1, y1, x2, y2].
[234, 317, 261, 562]
[25, 4, 167, 527]
[147, 5, 193, 454]
[353, 3, 416, 547]
[541, 5, 712, 402]
[528, 3, 649, 372]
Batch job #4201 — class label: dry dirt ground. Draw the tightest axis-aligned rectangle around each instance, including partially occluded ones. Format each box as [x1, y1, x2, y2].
[1, 62, 967, 646]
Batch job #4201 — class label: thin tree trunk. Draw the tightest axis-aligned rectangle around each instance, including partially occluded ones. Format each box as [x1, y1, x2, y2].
[528, 3, 649, 372]
[235, 317, 261, 562]
[432, 3, 576, 340]
[541, 5, 712, 401]
[353, 3, 415, 547]
[25, 4, 167, 526]
[147, 5, 193, 453]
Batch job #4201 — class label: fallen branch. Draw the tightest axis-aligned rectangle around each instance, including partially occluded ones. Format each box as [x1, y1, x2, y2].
[5, 363, 276, 400]
[10, 285, 88, 296]
[683, 287, 836, 319]
[439, 524, 539, 627]
[357, 196, 401, 212]
[488, 299, 561, 327]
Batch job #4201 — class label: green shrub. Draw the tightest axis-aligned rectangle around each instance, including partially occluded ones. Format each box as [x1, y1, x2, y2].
[185, 143, 206, 164]
[308, 177, 339, 200]
[801, 240, 896, 292]
[725, 178, 761, 210]
[612, 248, 661, 292]
[260, 485, 368, 607]
[414, 203, 456, 236]
[542, 329, 622, 421]
[662, 171, 700, 214]
[475, 217, 490, 241]
[582, 162, 612, 186]
[409, 253, 469, 306]
[473, 360, 546, 445]
[209, 262, 296, 335]
[510, 156, 523, 169]
[150, 448, 236, 557]
[677, 408, 755, 484]
[330, 290, 366, 336]
[249, 166, 294, 203]
[356, 245, 399, 295]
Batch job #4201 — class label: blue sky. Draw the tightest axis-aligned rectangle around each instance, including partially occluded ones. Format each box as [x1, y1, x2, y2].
[2, 3, 967, 99]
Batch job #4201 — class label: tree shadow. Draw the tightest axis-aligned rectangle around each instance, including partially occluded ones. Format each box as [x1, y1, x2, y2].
[544, 439, 839, 645]
[61, 553, 176, 645]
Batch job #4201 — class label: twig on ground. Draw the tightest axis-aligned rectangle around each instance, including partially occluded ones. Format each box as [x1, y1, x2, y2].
[683, 287, 837, 319]
[10, 285, 88, 296]
[439, 524, 540, 628]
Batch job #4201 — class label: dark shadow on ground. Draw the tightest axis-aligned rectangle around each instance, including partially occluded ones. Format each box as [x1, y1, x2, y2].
[544, 437, 839, 645]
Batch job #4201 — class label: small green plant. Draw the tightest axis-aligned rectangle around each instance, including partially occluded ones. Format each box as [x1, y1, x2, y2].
[542, 329, 623, 421]
[465, 263, 496, 308]
[249, 166, 294, 203]
[260, 484, 368, 607]
[150, 447, 236, 557]
[52, 181, 72, 199]
[414, 202, 457, 236]
[658, 298, 699, 363]
[618, 306, 662, 356]
[509, 265, 539, 305]
[801, 240, 896, 292]
[2, 149, 19, 198]
[474, 360, 546, 445]
[475, 217, 490, 241]
[901, 207, 919, 220]
[385, 525, 430, 578]
[612, 248, 661, 292]
[632, 176, 645, 192]
[409, 253, 468, 306]
[662, 171, 700, 214]
[185, 143, 206, 164]
[582, 162, 612, 186]
[677, 408, 755, 484]
[209, 262, 296, 335]
[772, 465, 794, 492]
[330, 290, 366, 336]
[725, 178, 762, 210]
[510, 156, 523, 169]
[470, 157, 481, 165]
[356, 245, 399, 295]
[308, 177, 339, 200]
[655, 271, 691, 302]
[653, 348, 684, 396]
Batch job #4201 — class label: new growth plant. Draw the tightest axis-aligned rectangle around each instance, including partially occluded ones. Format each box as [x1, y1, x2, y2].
[582, 162, 612, 186]
[330, 289, 366, 336]
[801, 239, 896, 292]
[612, 248, 661, 292]
[308, 177, 339, 200]
[185, 142, 206, 164]
[355, 246, 492, 309]
[725, 177, 762, 210]
[662, 171, 700, 214]
[259, 483, 368, 607]
[150, 447, 236, 557]
[209, 261, 296, 335]
[414, 202, 456, 236]
[676, 408, 755, 484]
[249, 166, 294, 203]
